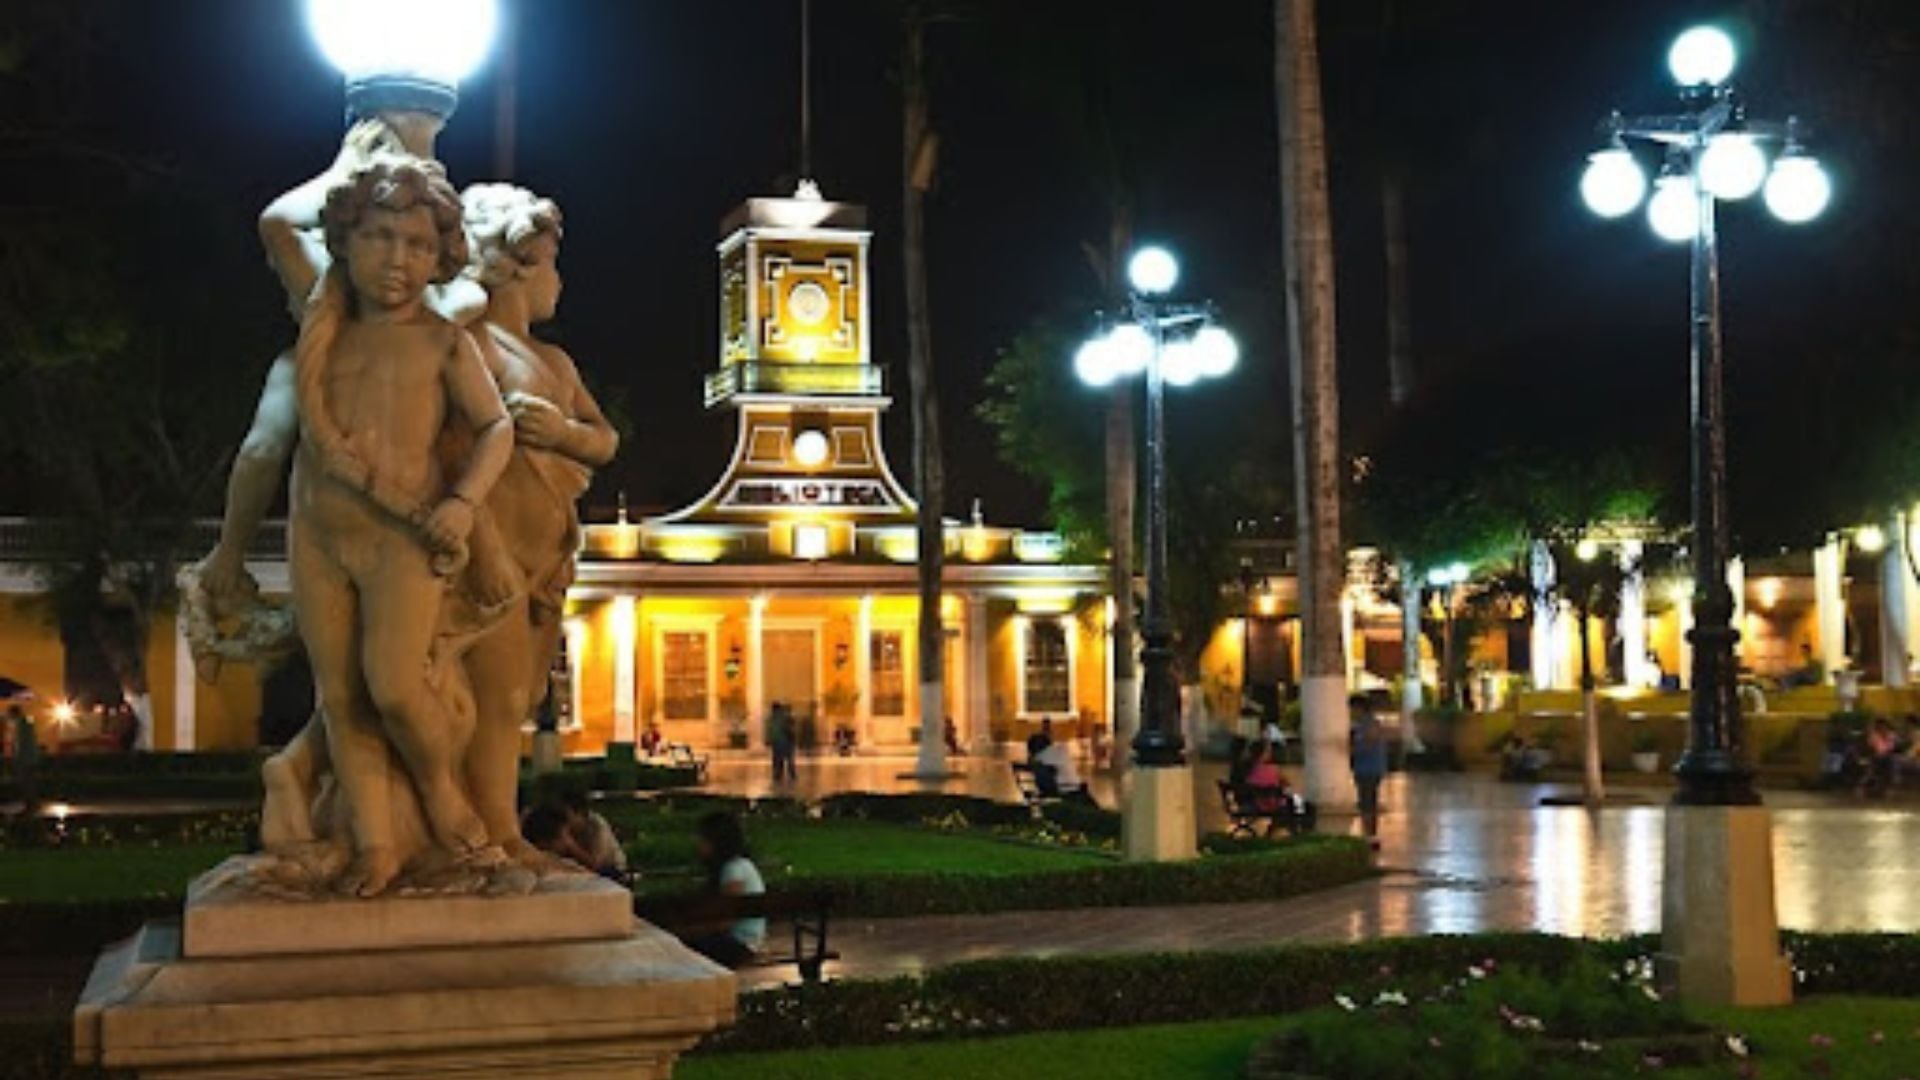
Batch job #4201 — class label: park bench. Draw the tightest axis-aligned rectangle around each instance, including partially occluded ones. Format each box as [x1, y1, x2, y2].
[644, 887, 837, 984]
[666, 743, 709, 783]
[1010, 762, 1059, 817]
[1216, 780, 1316, 838]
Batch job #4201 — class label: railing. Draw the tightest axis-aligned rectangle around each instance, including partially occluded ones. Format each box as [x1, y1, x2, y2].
[0, 517, 287, 562]
[703, 362, 886, 407]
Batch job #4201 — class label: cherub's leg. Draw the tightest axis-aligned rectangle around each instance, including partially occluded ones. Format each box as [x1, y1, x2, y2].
[259, 713, 327, 850]
[290, 535, 398, 896]
[462, 598, 534, 854]
[360, 546, 488, 854]
[202, 355, 297, 608]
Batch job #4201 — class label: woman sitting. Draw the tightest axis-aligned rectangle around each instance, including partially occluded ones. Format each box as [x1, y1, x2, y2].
[675, 811, 766, 969]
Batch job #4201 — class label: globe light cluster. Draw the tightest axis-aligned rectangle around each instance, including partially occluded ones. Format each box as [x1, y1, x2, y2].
[1578, 26, 1831, 241]
[1425, 563, 1470, 588]
[1075, 319, 1237, 388]
[307, 0, 499, 87]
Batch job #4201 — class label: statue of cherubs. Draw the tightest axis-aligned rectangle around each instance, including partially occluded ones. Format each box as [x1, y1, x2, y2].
[290, 156, 513, 896]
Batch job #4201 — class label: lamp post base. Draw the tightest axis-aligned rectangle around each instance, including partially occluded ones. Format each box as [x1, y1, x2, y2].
[1121, 764, 1197, 863]
[1658, 804, 1792, 1007]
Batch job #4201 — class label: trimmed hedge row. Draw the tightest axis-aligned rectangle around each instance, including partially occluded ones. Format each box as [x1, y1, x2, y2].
[706, 932, 1920, 1055]
[817, 792, 1123, 839]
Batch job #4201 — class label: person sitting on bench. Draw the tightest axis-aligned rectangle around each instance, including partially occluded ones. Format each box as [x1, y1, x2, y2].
[675, 811, 766, 969]
[1033, 738, 1097, 807]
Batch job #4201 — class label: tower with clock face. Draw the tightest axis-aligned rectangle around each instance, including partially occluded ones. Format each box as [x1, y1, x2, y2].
[644, 187, 920, 561]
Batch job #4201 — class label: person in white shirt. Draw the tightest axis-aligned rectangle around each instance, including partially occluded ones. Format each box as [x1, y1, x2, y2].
[1034, 740, 1098, 807]
[679, 811, 765, 967]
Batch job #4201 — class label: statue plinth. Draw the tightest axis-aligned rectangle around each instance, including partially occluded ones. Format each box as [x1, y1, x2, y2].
[73, 864, 736, 1078]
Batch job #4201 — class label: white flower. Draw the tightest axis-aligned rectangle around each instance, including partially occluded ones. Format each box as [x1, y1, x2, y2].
[1641, 984, 1663, 1002]
[1578, 1040, 1602, 1054]
[1467, 965, 1487, 980]
[1725, 1035, 1749, 1058]
[1334, 994, 1358, 1012]
[1374, 990, 1410, 1007]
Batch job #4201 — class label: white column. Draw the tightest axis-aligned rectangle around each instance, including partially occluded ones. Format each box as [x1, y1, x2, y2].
[1882, 516, 1911, 688]
[1728, 555, 1747, 669]
[968, 594, 991, 752]
[1675, 589, 1694, 690]
[1399, 561, 1423, 722]
[1339, 586, 1358, 690]
[1814, 537, 1846, 680]
[612, 595, 637, 744]
[1530, 540, 1558, 690]
[746, 595, 767, 749]
[1620, 540, 1649, 688]
[172, 617, 196, 751]
[855, 595, 874, 748]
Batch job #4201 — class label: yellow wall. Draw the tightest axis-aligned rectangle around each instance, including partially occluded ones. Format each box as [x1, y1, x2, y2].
[0, 594, 64, 710]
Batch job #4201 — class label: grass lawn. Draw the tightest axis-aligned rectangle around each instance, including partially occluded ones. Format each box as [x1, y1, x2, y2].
[686, 997, 1920, 1079]
[0, 843, 235, 903]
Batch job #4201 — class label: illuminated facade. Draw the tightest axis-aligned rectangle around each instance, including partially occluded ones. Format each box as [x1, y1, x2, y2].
[550, 188, 1110, 755]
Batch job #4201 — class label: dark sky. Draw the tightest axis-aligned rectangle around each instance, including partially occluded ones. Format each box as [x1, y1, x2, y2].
[29, 0, 1920, 527]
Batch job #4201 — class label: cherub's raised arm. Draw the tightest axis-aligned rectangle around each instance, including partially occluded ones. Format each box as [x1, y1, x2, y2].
[259, 120, 403, 315]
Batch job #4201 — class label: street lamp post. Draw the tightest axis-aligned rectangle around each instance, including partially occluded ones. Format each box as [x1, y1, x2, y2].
[1426, 563, 1469, 709]
[1078, 245, 1238, 859]
[1579, 24, 1830, 807]
[1579, 23, 1823, 1006]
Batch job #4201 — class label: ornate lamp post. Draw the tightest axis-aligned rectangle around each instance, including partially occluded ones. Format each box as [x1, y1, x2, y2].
[1425, 562, 1469, 708]
[1077, 246, 1238, 860]
[1579, 23, 1828, 1006]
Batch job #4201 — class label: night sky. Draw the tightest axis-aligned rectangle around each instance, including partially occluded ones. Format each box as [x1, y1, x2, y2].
[18, 0, 1920, 527]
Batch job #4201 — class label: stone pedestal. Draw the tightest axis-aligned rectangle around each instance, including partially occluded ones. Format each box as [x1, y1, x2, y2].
[1122, 764, 1197, 863]
[74, 863, 735, 1078]
[1658, 805, 1793, 1007]
[532, 730, 565, 775]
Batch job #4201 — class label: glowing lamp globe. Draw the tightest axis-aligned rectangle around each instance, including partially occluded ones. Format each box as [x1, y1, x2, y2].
[1647, 174, 1700, 243]
[1127, 246, 1180, 296]
[1160, 338, 1204, 387]
[1855, 525, 1888, 554]
[1699, 133, 1768, 200]
[1764, 153, 1831, 224]
[307, 0, 500, 119]
[1074, 337, 1117, 387]
[1581, 146, 1647, 218]
[1192, 325, 1239, 378]
[790, 429, 830, 469]
[1668, 26, 1737, 88]
[1575, 538, 1601, 562]
[1104, 323, 1154, 378]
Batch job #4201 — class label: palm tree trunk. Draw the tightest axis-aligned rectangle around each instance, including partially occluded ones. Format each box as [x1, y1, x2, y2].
[1276, 0, 1354, 809]
[1577, 595, 1605, 805]
[902, 9, 947, 778]
[1384, 172, 1425, 752]
[1104, 206, 1138, 769]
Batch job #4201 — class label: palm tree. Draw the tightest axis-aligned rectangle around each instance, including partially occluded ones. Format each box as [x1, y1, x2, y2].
[1275, 0, 1354, 808]
[901, 4, 947, 777]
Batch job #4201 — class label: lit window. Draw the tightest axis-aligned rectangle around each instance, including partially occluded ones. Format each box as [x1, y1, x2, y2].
[661, 631, 709, 721]
[795, 523, 829, 560]
[1022, 620, 1070, 715]
[871, 630, 905, 716]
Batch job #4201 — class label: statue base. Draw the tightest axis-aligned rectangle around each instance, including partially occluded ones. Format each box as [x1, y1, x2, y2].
[73, 866, 735, 1078]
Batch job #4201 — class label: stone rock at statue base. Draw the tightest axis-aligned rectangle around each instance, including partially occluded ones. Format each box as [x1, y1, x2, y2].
[1658, 804, 1793, 1007]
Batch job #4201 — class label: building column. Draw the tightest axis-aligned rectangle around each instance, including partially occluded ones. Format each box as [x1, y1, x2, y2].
[746, 594, 767, 750]
[1674, 587, 1694, 691]
[1728, 555, 1747, 670]
[1620, 539, 1649, 688]
[1530, 540, 1559, 690]
[968, 594, 991, 752]
[172, 617, 196, 751]
[612, 595, 637, 745]
[1339, 586, 1358, 690]
[1882, 515, 1911, 688]
[1814, 536, 1847, 680]
[854, 595, 874, 748]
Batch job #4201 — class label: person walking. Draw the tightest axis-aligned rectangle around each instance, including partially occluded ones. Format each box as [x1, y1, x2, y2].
[1349, 694, 1388, 850]
[767, 702, 798, 783]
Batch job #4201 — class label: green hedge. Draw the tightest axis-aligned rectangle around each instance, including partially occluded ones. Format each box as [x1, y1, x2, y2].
[817, 792, 1122, 839]
[708, 932, 1920, 1055]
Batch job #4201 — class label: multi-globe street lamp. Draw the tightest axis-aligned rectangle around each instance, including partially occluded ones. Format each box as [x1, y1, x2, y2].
[1579, 24, 1829, 807]
[1077, 246, 1239, 769]
[1424, 562, 1469, 709]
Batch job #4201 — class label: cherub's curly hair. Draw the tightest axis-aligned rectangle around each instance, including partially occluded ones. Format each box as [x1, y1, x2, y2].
[461, 183, 564, 288]
[322, 154, 468, 285]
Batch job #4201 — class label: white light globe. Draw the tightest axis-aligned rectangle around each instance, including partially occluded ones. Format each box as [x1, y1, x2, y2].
[1575, 538, 1601, 562]
[790, 429, 830, 468]
[1105, 323, 1154, 377]
[1448, 563, 1470, 584]
[1856, 525, 1888, 554]
[1647, 175, 1700, 243]
[1192, 326, 1239, 378]
[1668, 26, 1737, 87]
[307, 0, 500, 85]
[1699, 133, 1768, 200]
[1160, 339, 1204, 387]
[1127, 246, 1179, 296]
[1425, 567, 1449, 587]
[1764, 154, 1831, 224]
[1581, 146, 1647, 218]
[1074, 337, 1117, 387]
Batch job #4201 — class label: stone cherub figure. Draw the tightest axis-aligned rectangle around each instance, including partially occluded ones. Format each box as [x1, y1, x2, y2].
[453, 183, 619, 855]
[284, 156, 513, 896]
